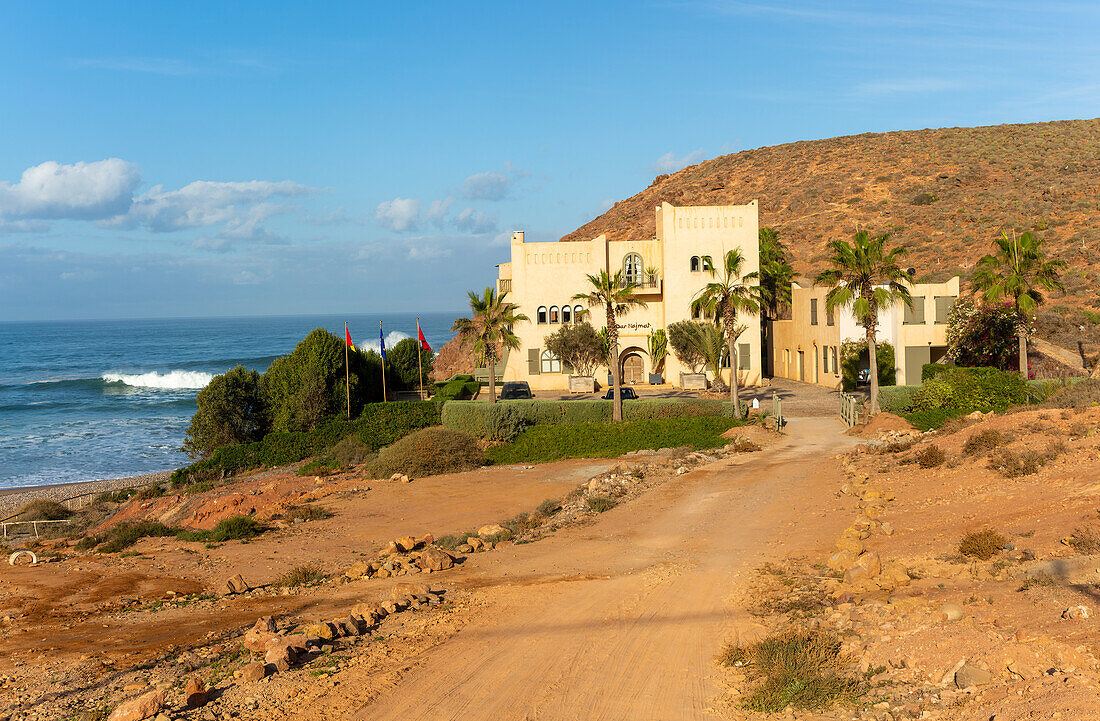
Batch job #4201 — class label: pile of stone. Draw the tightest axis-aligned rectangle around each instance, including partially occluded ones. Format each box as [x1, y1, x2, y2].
[344, 533, 456, 581]
[826, 468, 912, 597]
[866, 428, 926, 452]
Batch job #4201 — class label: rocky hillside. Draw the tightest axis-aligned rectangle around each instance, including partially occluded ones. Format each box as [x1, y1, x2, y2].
[563, 119, 1100, 307]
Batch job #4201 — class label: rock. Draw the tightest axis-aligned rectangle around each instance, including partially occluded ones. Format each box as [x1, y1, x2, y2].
[457, 544, 473, 553]
[107, 689, 167, 721]
[878, 561, 911, 589]
[1007, 659, 1040, 680]
[345, 561, 373, 580]
[381, 601, 399, 614]
[827, 549, 859, 573]
[939, 602, 964, 622]
[955, 663, 994, 688]
[268, 656, 290, 673]
[416, 533, 435, 547]
[389, 473, 411, 483]
[241, 629, 277, 654]
[277, 634, 310, 653]
[835, 534, 864, 555]
[305, 622, 337, 641]
[417, 546, 455, 572]
[394, 536, 418, 552]
[467, 537, 485, 551]
[940, 658, 967, 686]
[184, 678, 207, 708]
[880, 521, 894, 536]
[265, 644, 293, 667]
[392, 582, 430, 598]
[1063, 605, 1090, 620]
[226, 574, 250, 595]
[252, 616, 276, 633]
[843, 551, 881, 584]
[478, 524, 507, 538]
[239, 661, 267, 682]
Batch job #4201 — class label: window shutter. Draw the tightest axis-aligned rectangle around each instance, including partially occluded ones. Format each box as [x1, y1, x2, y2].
[527, 348, 541, 375]
[738, 343, 750, 370]
[905, 297, 926, 324]
[810, 298, 818, 325]
[935, 296, 954, 324]
[826, 306, 834, 326]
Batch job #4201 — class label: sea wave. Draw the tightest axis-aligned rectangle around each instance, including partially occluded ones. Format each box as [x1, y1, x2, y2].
[101, 370, 213, 389]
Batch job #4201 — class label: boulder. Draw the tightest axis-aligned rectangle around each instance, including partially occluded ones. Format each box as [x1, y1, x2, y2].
[276, 634, 310, 654]
[955, 664, 994, 688]
[184, 678, 207, 708]
[417, 547, 455, 572]
[345, 561, 373, 580]
[834, 534, 864, 555]
[827, 549, 859, 573]
[107, 689, 167, 721]
[939, 602, 964, 622]
[239, 661, 267, 682]
[416, 533, 435, 547]
[478, 524, 507, 538]
[1063, 605, 1090, 620]
[242, 629, 278, 654]
[843, 551, 881, 585]
[305, 622, 337, 641]
[265, 644, 293, 667]
[226, 574, 250, 595]
[392, 582, 431, 599]
[394, 536, 418, 553]
[467, 537, 485, 552]
[252, 616, 277, 633]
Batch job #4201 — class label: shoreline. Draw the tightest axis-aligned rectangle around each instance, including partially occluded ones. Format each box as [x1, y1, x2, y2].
[0, 471, 171, 517]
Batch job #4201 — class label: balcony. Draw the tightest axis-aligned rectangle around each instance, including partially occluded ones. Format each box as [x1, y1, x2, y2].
[630, 274, 662, 295]
[499, 278, 512, 293]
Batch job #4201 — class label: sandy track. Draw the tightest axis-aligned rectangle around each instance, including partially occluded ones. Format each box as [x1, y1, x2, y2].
[351, 420, 854, 720]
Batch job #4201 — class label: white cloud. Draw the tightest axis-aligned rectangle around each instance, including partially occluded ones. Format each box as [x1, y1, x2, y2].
[0, 159, 140, 220]
[407, 244, 452, 260]
[426, 197, 454, 227]
[117, 180, 312, 233]
[453, 207, 497, 234]
[374, 197, 422, 232]
[651, 149, 707, 174]
[851, 77, 969, 97]
[459, 163, 529, 201]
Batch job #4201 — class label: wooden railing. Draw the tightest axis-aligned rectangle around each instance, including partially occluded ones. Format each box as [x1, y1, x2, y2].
[839, 392, 862, 427]
[772, 392, 784, 429]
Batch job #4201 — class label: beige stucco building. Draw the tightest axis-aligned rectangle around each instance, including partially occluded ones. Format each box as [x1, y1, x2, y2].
[495, 202, 763, 391]
[770, 277, 961, 388]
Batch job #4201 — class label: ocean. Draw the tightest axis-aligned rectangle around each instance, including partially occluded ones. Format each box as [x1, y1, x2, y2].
[0, 313, 457, 490]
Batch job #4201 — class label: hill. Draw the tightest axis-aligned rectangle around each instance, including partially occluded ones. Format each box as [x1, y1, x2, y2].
[562, 119, 1100, 307]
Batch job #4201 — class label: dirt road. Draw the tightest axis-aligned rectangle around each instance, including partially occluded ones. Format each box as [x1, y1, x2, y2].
[351, 418, 856, 720]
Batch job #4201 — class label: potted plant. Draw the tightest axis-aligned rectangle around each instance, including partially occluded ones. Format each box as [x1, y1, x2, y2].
[667, 320, 708, 389]
[544, 322, 604, 393]
[647, 329, 667, 384]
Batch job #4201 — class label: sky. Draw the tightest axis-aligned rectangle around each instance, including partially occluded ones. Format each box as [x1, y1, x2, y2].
[2, 1, 1100, 321]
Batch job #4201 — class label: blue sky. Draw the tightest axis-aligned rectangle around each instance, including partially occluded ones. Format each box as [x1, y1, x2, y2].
[2, 1, 1099, 321]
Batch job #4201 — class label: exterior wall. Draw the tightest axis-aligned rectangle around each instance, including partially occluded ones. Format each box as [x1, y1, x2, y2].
[771, 277, 961, 388]
[497, 202, 762, 391]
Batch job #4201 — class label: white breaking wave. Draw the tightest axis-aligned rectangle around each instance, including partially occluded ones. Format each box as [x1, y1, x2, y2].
[361, 330, 411, 355]
[102, 370, 214, 389]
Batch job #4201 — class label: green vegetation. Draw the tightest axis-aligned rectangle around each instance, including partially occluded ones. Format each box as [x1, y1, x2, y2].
[816, 230, 913, 415]
[452, 287, 529, 404]
[367, 427, 485, 479]
[280, 504, 333, 522]
[958, 528, 1007, 560]
[183, 365, 267, 459]
[647, 329, 668, 375]
[756, 227, 797, 323]
[586, 496, 616, 513]
[544, 321, 604, 377]
[719, 631, 864, 712]
[840, 339, 896, 392]
[387, 336, 434, 392]
[274, 563, 326, 588]
[433, 374, 481, 401]
[945, 300, 1024, 372]
[536, 498, 563, 516]
[171, 401, 440, 487]
[910, 367, 1027, 415]
[667, 320, 707, 374]
[573, 269, 647, 422]
[487, 416, 742, 465]
[877, 384, 919, 415]
[1038, 378, 1100, 411]
[80, 515, 263, 553]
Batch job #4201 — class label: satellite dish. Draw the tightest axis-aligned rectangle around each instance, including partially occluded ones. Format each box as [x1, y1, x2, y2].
[906, 267, 916, 276]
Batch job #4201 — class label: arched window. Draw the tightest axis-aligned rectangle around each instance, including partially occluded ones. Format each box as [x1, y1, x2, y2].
[549, 306, 559, 323]
[623, 253, 642, 286]
[702, 255, 713, 272]
[690, 256, 700, 272]
[537, 306, 547, 324]
[574, 304, 584, 321]
[541, 349, 561, 373]
[561, 305, 572, 323]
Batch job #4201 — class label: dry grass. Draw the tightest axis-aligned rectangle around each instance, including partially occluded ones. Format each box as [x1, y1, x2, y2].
[958, 529, 1007, 560]
[274, 564, 326, 588]
[963, 429, 1011, 456]
[1066, 526, 1100, 554]
[15, 499, 73, 521]
[281, 504, 333, 523]
[914, 445, 946, 469]
[989, 440, 1067, 478]
[718, 631, 864, 712]
[586, 496, 616, 513]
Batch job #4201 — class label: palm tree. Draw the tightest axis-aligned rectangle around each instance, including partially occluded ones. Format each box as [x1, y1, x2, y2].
[573, 270, 647, 421]
[815, 231, 912, 416]
[683, 320, 746, 390]
[452, 287, 528, 403]
[972, 230, 1066, 376]
[756, 228, 797, 320]
[691, 248, 760, 418]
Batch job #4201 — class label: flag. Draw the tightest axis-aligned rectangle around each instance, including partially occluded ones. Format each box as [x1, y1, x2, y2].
[379, 323, 387, 360]
[345, 323, 355, 351]
[417, 319, 432, 352]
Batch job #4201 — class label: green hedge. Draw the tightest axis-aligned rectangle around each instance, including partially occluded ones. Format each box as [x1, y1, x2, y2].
[878, 385, 921, 415]
[487, 416, 743, 465]
[896, 366, 1028, 430]
[921, 363, 953, 382]
[434, 374, 480, 401]
[442, 398, 730, 438]
[171, 401, 441, 486]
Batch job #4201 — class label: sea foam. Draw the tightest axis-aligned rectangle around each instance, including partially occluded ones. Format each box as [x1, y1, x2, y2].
[102, 370, 214, 389]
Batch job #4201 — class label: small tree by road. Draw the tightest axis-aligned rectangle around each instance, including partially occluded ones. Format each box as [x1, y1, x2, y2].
[452, 287, 528, 403]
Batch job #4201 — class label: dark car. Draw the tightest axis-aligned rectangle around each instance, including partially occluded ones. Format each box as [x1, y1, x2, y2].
[602, 387, 638, 400]
[499, 381, 534, 400]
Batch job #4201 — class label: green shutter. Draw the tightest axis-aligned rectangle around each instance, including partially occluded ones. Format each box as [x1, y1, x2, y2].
[934, 296, 955, 324]
[528, 348, 541, 375]
[810, 298, 818, 325]
[738, 343, 750, 370]
[904, 297, 926, 324]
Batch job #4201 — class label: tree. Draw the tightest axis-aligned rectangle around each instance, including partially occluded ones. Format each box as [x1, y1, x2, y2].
[839, 339, 896, 392]
[756, 228, 797, 320]
[683, 320, 745, 391]
[691, 248, 760, 418]
[183, 365, 267, 458]
[815, 231, 912, 416]
[945, 298, 1024, 371]
[452, 287, 528, 403]
[388, 337, 434, 392]
[667, 320, 707, 374]
[647, 329, 668, 375]
[972, 230, 1066, 376]
[573, 270, 647, 421]
[544, 322, 604, 376]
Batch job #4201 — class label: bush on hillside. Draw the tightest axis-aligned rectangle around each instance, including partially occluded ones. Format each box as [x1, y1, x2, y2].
[914, 445, 946, 468]
[840, 340, 896, 392]
[487, 416, 742, 465]
[958, 529, 1007, 559]
[946, 299, 1027, 371]
[367, 427, 485, 479]
[183, 365, 267, 459]
[877, 385, 920, 415]
[963, 429, 1012, 456]
[16, 499, 73, 521]
[1038, 378, 1100, 411]
[388, 337, 434, 391]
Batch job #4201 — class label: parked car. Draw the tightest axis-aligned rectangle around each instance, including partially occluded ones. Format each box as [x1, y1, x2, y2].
[499, 381, 534, 400]
[602, 387, 638, 400]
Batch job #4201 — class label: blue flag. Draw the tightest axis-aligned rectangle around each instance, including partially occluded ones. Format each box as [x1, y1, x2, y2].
[379, 324, 386, 360]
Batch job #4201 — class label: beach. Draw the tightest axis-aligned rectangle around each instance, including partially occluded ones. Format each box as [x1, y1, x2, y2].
[0, 471, 169, 518]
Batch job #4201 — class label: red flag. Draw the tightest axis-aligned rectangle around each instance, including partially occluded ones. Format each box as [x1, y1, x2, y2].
[345, 323, 355, 350]
[417, 319, 431, 352]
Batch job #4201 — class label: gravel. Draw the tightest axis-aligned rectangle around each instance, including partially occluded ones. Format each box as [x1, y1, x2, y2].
[0, 471, 171, 518]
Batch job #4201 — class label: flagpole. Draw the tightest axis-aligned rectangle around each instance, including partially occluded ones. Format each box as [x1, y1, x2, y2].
[379, 320, 388, 403]
[416, 317, 424, 400]
[345, 322, 351, 419]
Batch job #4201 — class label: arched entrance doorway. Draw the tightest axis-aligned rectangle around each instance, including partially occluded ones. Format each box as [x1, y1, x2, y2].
[621, 353, 645, 385]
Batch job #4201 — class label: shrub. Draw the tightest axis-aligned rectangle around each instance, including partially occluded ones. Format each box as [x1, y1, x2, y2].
[946, 299, 1026, 371]
[281, 504, 333, 522]
[910, 367, 1028, 415]
[16, 499, 73, 521]
[718, 632, 863, 712]
[484, 403, 530, 442]
[183, 366, 267, 459]
[207, 515, 263, 541]
[274, 564, 326, 587]
[434, 374, 481, 401]
[878, 385, 920, 415]
[368, 427, 485, 479]
[327, 435, 374, 467]
[544, 322, 604, 376]
[487, 416, 742, 465]
[297, 457, 341, 476]
[903, 407, 965, 431]
[963, 429, 1011, 456]
[667, 320, 707, 373]
[1067, 527, 1100, 554]
[988, 441, 1064, 478]
[96, 520, 181, 553]
[915, 445, 945, 468]
[387, 337, 434, 391]
[586, 496, 615, 513]
[536, 498, 562, 516]
[840, 339, 896, 392]
[921, 363, 952, 382]
[1039, 378, 1100, 411]
[958, 529, 1007, 560]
